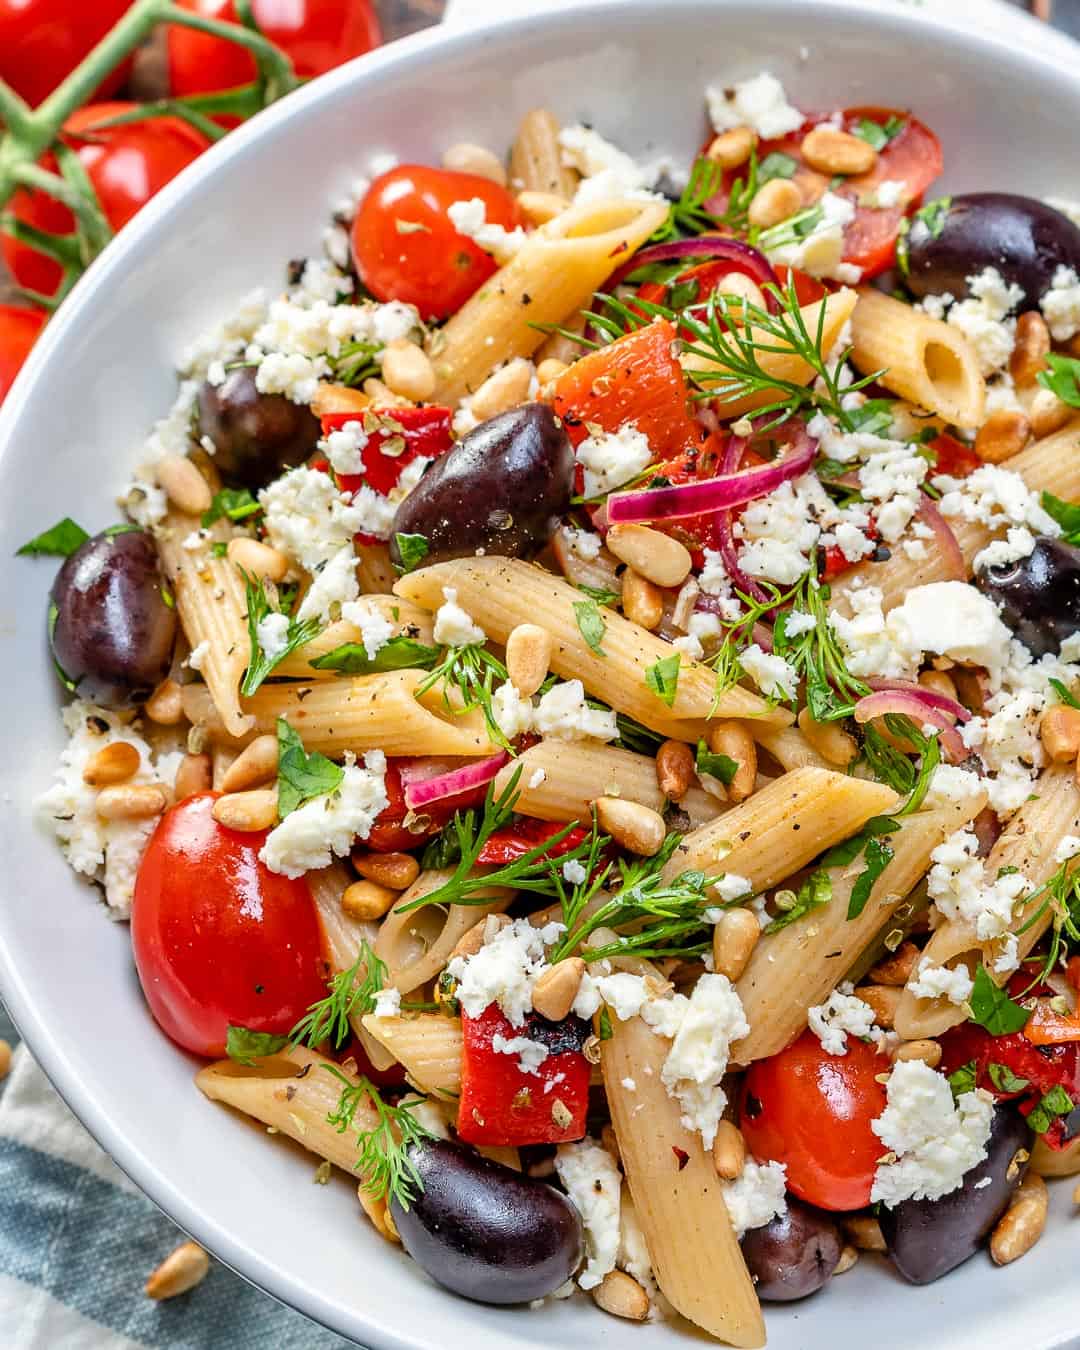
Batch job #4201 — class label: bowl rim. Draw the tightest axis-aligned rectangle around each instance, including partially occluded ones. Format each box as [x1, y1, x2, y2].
[1, 1, 1079, 1346]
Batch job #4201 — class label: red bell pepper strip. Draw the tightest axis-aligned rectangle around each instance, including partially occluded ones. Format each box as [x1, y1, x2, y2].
[365, 757, 487, 854]
[476, 819, 592, 866]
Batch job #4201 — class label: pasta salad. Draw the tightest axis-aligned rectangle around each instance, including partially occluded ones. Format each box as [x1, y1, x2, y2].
[24, 70, 1080, 1345]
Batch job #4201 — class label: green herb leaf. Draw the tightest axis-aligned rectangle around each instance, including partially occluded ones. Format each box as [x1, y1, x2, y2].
[324, 1067, 437, 1211]
[226, 1025, 288, 1066]
[1049, 677, 1080, 711]
[1041, 489, 1080, 545]
[1027, 1084, 1075, 1136]
[896, 196, 951, 276]
[947, 1060, 979, 1098]
[577, 583, 621, 606]
[16, 517, 89, 557]
[598, 1006, 613, 1041]
[845, 398, 896, 436]
[275, 717, 344, 818]
[987, 1062, 1030, 1094]
[202, 486, 262, 528]
[394, 532, 430, 573]
[847, 834, 895, 919]
[1037, 354, 1080, 411]
[648, 155, 725, 244]
[757, 151, 798, 184]
[415, 641, 512, 751]
[240, 570, 322, 697]
[969, 964, 1031, 1035]
[645, 653, 681, 707]
[311, 635, 440, 675]
[573, 598, 608, 656]
[763, 867, 832, 935]
[853, 115, 905, 151]
[695, 740, 738, 785]
[289, 942, 388, 1050]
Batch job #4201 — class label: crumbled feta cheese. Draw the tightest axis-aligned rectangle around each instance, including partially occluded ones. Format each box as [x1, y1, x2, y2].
[561, 525, 602, 560]
[712, 874, 753, 903]
[373, 987, 401, 1019]
[491, 681, 535, 740]
[926, 827, 1031, 942]
[120, 478, 168, 528]
[921, 268, 1023, 376]
[447, 917, 565, 1026]
[575, 423, 652, 499]
[857, 445, 928, 543]
[1040, 265, 1080, 342]
[721, 1159, 788, 1239]
[830, 586, 920, 681]
[938, 463, 1060, 540]
[433, 586, 486, 647]
[922, 764, 986, 815]
[528, 767, 547, 790]
[558, 126, 665, 207]
[187, 639, 211, 672]
[447, 197, 527, 264]
[1055, 835, 1080, 865]
[572, 971, 602, 1020]
[887, 581, 1013, 673]
[593, 972, 651, 1021]
[907, 958, 973, 1006]
[256, 612, 290, 662]
[872, 179, 906, 209]
[339, 598, 394, 661]
[974, 525, 1037, 573]
[765, 192, 861, 284]
[784, 611, 817, 638]
[534, 679, 618, 742]
[807, 984, 881, 1055]
[562, 859, 588, 885]
[706, 72, 803, 140]
[320, 419, 369, 476]
[554, 1139, 622, 1289]
[260, 751, 388, 878]
[740, 644, 798, 700]
[661, 974, 749, 1146]
[259, 466, 366, 621]
[492, 1032, 550, 1075]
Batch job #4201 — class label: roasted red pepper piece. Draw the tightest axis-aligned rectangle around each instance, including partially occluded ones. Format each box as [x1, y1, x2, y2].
[325, 403, 453, 495]
[457, 1003, 591, 1147]
[928, 431, 981, 480]
[820, 517, 880, 581]
[365, 757, 486, 853]
[476, 819, 591, 866]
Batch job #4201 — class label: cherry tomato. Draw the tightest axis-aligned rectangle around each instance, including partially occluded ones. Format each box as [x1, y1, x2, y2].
[351, 166, 520, 321]
[131, 793, 327, 1057]
[0, 305, 46, 406]
[740, 1030, 890, 1211]
[2, 102, 210, 298]
[0, 0, 134, 108]
[476, 820, 592, 866]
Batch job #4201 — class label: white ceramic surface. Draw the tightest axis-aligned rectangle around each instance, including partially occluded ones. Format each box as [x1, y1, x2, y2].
[1, 3, 1079, 1348]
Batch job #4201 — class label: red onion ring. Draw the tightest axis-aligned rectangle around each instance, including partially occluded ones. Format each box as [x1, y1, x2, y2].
[853, 691, 968, 761]
[714, 429, 771, 604]
[915, 495, 965, 581]
[865, 678, 972, 723]
[402, 752, 509, 810]
[607, 234, 780, 304]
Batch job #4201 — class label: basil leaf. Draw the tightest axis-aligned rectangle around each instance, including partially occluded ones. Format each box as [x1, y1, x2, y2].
[846, 398, 895, 436]
[757, 151, 798, 184]
[1041, 489, 1080, 545]
[17, 517, 89, 557]
[853, 114, 905, 151]
[394, 532, 430, 573]
[226, 1025, 288, 1066]
[1027, 1084, 1075, 1136]
[1037, 354, 1080, 411]
[847, 835, 894, 919]
[695, 740, 738, 786]
[969, 964, 1030, 1036]
[240, 571, 322, 697]
[987, 1062, 1030, 1095]
[947, 1060, 979, 1099]
[202, 486, 261, 528]
[276, 717, 344, 819]
[573, 598, 607, 656]
[577, 583, 620, 606]
[645, 653, 680, 707]
[311, 636, 440, 675]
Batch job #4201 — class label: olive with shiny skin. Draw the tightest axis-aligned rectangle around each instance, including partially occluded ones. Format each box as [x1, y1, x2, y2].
[196, 367, 321, 489]
[740, 1196, 842, 1302]
[976, 536, 1080, 658]
[879, 1103, 1029, 1285]
[388, 1139, 584, 1305]
[49, 527, 177, 707]
[904, 193, 1080, 307]
[389, 403, 574, 567]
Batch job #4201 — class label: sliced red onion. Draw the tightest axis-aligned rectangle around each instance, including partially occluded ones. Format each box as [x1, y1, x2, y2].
[865, 678, 972, 723]
[608, 234, 780, 302]
[714, 429, 771, 604]
[403, 752, 509, 809]
[853, 691, 968, 762]
[915, 495, 965, 581]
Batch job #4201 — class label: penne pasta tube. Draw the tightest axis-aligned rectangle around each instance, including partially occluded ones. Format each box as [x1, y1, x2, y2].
[601, 1014, 764, 1347]
[751, 723, 832, 772]
[509, 108, 579, 199]
[276, 598, 435, 679]
[357, 542, 397, 594]
[429, 197, 669, 404]
[395, 557, 789, 736]
[360, 1013, 464, 1097]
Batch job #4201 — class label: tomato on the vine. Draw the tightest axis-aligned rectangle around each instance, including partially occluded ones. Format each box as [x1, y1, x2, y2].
[0, 0, 134, 108]
[0, 305, 46, 406]
[131, 793, 327, 1058]
[351, 166, 521, 321]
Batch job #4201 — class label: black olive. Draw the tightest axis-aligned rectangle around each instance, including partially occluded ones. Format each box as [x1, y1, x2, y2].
[975, 536, 1080, 657]
[196, 367, 321, 489]
[740, 1196, 842, 1302]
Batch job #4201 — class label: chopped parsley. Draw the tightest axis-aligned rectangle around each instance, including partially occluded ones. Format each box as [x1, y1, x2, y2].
[645, 653, 681, 707]
[969, 964, 1030, 1036]
[573, 598, 608, 656]
[17, 517, 89, 558]
[275, 717, 343, 818]
[311, 635, 440, 675]
[1037, 354, 1080, 410]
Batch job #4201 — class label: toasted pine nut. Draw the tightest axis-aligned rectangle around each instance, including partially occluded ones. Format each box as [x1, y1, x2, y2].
[712, 907, 761, 982]
[354, 851, 420, 891]
[706, 721, 756, 802]
[381, 339, 437, 402]
[441, 141, 506, 185]
[868, 940, 920, 986]
[83, 740, 141, 785]
[361, 376, 410, 407]
[975, 409, 1030, 464]
[450, 913, 510, 961]
[226, 536, 289, 583]
[469, 359, 534, 421]
[855, 984, 901, 1028]
[1009, 311, 1051, 387]
[797, 707, 857, 767]
[532, 957, 585, 1022]
[506, 622, 552, 696]
[706, 126, 756, 169]
[212, 788, 278, 832]
[220, 734, 279, 793]
[174, 752, 212, 801]
[96, 783, 167, 821]
[606, 523, 692, 589]
[991, 1173, 1048, 1265]
[342, 880, 398, 921]
[1073, 1179, 1080, 1205]
[1030, 387, 1073, 439]
[594, 796, 666, 857]
[146, 677, 183, 725]
[892, 1038, 943, 1068]
[711, 1119, 747, 1180]
[656, 739, 694, 802]
[716, 270, 766, 311]
[536, 357, 569, 386]
[801, 126, 877, 176]
[747, 178, 802, 229]
[1041, 705, 1080, 762]
[918, 669, 958, 702]
[145, 1241, 210, 1300]
[592, 1270, 650, 1322]
[833, 1245, 859, 1275]
[515, 190, 569, 226]
[843, 1215, 886, 1252]
[0, 1039, 11, 1080]
[621, 568, 663, 630]
[156, 454, 212, 516]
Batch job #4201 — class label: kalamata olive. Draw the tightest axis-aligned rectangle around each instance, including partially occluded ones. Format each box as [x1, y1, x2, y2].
[49, 526, 177, 707]
[975, 536, 1080, 657]
[904, 193, 1080, 307]
[389, 1138, 584, 1305]
[389, 403, 574, 567]
[196, 367, 321, 489]
[879, 1103, 1029, 1284]
[740, 1196, 842, 1302]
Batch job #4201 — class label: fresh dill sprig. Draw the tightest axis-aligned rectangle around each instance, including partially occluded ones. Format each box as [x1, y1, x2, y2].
[649, 156, 725, 243]
[1015, 856, 1080, 986]
[289, 942, 388, 1050]
[324, 1066, 436, 1211]
[331, 338, 381, 388]
[415, 642, 513, 751]
[240, 569, 322, 697]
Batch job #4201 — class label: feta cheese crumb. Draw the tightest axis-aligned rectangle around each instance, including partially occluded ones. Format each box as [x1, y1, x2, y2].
[554, 1139, 622, 1289]
[721, 1159, 788, 1238]
[1055, 834, 1080, 865]
[562, 859, 588, 885]
[339, 598, 394, 661]
[660, 974, 749, 1147]
[907, 958, 974, 1006]
[432, 586, 486, 647]
[186, 639, 211, 672]
[255, 612, 290, 662]
[491, 681, 535, 740]
[886, 581, 1013, 673]
[1040, 265, 1080, 342]
[373, 987, 401, 1019]
[447, 197, 527, 264]
[807, 984, 881, 1055]
[260, 750, 388, 878]
[447, 916, 565, 1026]
[534, 679, 618, 742]
[765, 191, 862, 284]
[740, 644, 798, 700]
[706, 72, 803, 140]
[320, 419, 369, 476]
[558, 126, 665, 207]
[575, 423, 652, 499]
[492, 1032, 550, 1075]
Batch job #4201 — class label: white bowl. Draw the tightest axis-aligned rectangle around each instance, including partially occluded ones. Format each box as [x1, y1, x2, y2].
[2, 2, 1079, 1346]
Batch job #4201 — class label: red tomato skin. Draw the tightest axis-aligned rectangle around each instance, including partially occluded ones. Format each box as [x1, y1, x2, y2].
[740, 1030, 890, 1212]
[0, 305, 46, 406]
[329, 404, 453, 499]
[351, 166, 520, 321]
[929, 431, 982, 480]
[3, 103, 210, 298]
[0, 0, 134, 108]
[364, 757, 487, 853]
[476, 820, 591, 866]
[131, 793, 327, 1058]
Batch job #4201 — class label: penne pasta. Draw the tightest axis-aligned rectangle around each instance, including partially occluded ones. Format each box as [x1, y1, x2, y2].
[509, 108, 579, 198]
[276, 598, 435, 679]
[360, 1013, 464, 1097]
[751, 723, 832, 772]
[356, 542, 398, 594]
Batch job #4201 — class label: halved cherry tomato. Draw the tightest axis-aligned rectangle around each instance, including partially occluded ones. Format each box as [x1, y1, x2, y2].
[351, 166, 520, 322]
[328, 405, 453, 498]
[365, 757, 488, 853]
[928, 431, 981, 480]
[0, 0, 134, 108]
[2, 102, 210, 298]
[131, 793, 327, 1058]
[477, 819, 592, 866]
[740, 1030, 890, 1211]
[0, 305, 46, 406]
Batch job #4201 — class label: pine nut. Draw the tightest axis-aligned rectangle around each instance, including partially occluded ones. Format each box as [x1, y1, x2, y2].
[991, 1173, 1048, 1265]
[212, 788, 278, 832]
[1009, 311, 1051, 387]
[506, 623, 552, 696]
[797, 707, 858, 767]
[833, 1245, 859, 1275]
[532, 957, 585, 1021]
[220, 734, 279, 793]
[1030, 387, 1072, 439]
[441, 141, 507, 185]
[712, 907, 761, 982]
[1041, 705, 1080, 762]
[354, 851, 421, 891]
[83, 740, 141, 785]
[450, 913, 510, 961]
[156, 454, 212, 516]
[893, 1038, 943, 1068]
[381, 339, 437, 402]
[592, 1269, 650, 1322]
[145, 1241, 210, 1300]
[706, 126, 756, 169]
[656, 739, 694, 801]
[1073, 1180, 1080, 1205]
[747, 178, 803, 229]
[843, 1215, 886, 1252]
[146, 677, 183, 725]
[536, 358, 569, 385]
[918, 669, 958, 702]
[174, 752, 212, 800]
[606, 523, 692, 589]
[515, 190, 569, 226]
[868, 940, 920, 986]
[594, 796, 666, 856]
[801, 126, 877, 176]
[975, 409, 1030, 464]
[855, 984, 901, 1028]
[716, 270, 766, 311]
[96, 784, 167, 820]
[342, 879, 398, 921]
[621, 568, 663, 630]
[362, 376, 410, 407]
[226, 537, 289, 583]
[0, 1039, 11, 1080]
[469, 359, 534, 421]
[712, 1119, 747, 1180]
[706, 721, 756, 803]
